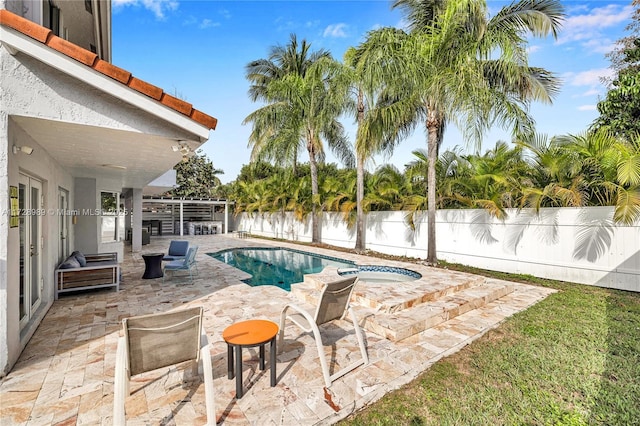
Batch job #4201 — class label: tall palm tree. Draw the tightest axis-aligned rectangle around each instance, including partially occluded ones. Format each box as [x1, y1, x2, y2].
[245, 34, 331, 170]
[343, 48, 415, 252]
[356, 0, 564, 264]
[244, 41, 354, 242]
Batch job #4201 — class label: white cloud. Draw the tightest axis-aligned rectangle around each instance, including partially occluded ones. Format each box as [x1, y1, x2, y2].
[578, 104, 597, 111]
[305, 20, 320, 29]
[527, 45, 541, 54]
[566, 4, 590, 14]
[183, 16, 219, 29]
[323, 23, 348, 38]
[199, 19, 219, 29]
[557, 4, 633, 46]
[112, 0, 178, 20]
[274, 16, 296, 32]
[219, 8, 231, 20]
[581, 38, 616, 54]
[580, 88, 601, 97]
[566, 68, 614, 87]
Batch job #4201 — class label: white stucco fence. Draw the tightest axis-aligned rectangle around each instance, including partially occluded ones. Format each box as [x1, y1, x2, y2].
[235, 206, 640, 292]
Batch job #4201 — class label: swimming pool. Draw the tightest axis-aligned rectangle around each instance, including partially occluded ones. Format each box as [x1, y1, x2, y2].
[207, 247, 356, 291]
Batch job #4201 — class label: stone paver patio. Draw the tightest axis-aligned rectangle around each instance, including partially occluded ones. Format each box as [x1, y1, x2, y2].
[0, 234, 555, 425]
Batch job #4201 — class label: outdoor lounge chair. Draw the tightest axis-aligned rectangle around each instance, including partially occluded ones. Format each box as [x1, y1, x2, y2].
[163, 245, 198, 283]
[278, 275, 368, 387]
[113, 306, 216, 425]
[163, 240, 189, 261]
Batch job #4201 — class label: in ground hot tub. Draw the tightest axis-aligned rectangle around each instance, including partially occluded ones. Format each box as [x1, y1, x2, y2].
[338, 265, 422, 283]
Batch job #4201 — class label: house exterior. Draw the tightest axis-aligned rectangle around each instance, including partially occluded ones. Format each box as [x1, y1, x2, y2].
[0, 0, 217, 376]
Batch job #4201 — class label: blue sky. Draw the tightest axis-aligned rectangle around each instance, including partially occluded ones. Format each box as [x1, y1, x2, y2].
[112, 0, 635, 184]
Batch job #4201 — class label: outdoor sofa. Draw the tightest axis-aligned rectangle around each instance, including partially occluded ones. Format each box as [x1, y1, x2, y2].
[54, 251, 120, 299]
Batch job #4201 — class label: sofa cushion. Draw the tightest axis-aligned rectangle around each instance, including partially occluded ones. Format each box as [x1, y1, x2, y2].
[72, 250, 87, 267]
[59, 256, 81, 269]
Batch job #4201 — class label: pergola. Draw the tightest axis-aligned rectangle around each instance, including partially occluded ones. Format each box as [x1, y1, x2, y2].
[141, 196, 232, 237]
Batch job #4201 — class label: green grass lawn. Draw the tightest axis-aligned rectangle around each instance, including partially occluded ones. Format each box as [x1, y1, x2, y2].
[341, 264, 640, 426]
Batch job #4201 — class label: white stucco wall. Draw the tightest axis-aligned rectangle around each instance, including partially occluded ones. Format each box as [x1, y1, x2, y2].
[5, 119, 76, 374]
[0, 102, 10, 375]
[236, 207, 640, 292]
[0, 41, 201, 374]
[2, 49, 197, 139]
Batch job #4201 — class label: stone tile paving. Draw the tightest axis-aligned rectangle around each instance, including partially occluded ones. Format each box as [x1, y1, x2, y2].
[0, 234, 555, 425]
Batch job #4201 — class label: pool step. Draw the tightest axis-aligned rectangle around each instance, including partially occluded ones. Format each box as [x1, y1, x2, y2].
[290, 270, 515, 342]
[298, 267, 485, 314]
[356, 279, 514, 341]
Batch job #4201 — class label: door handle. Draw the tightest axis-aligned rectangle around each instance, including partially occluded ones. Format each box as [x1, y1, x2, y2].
[30, 244, 37, 257]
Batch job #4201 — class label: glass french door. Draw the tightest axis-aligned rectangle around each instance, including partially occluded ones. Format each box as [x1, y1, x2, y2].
[59, 188, 70, 262]
[19, 174, 43, 330]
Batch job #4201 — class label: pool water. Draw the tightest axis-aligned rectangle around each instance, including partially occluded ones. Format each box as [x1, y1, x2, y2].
[208, 247, 355, 291]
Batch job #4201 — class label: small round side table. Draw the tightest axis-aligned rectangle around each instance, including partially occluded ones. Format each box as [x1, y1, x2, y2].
[141, 253, 164, 279]
[222, 319, 278, 399]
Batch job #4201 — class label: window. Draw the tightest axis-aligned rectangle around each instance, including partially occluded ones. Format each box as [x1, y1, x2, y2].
[47, 1, 61, 36]
[100, 191, 124, 243]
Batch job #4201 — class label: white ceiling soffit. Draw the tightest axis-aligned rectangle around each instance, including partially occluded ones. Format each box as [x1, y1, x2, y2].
[12, 116, 193, 189]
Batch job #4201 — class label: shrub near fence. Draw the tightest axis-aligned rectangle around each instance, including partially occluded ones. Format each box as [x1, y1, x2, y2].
[236, 206, 640, 292]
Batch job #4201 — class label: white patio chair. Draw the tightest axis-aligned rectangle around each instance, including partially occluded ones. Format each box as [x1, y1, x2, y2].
[113, 306, 216, 425]
[278, 275, 368, 387]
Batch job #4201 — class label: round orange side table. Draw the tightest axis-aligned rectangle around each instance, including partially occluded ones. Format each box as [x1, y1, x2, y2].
[222, 319, 279, 399]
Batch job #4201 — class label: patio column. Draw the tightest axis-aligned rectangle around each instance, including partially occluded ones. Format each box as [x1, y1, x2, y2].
[179, 199, 184, 236]
[224, 201, 229, 234]
[123, 189, 132, 239]
[131, 188, 143, 252]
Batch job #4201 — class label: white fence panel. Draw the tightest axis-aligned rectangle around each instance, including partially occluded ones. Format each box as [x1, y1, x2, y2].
[235, 206, 640, 292]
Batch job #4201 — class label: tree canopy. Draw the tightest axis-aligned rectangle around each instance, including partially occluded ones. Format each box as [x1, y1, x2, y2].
[594, 0, 640, 139]
[168, 151, 224, 199]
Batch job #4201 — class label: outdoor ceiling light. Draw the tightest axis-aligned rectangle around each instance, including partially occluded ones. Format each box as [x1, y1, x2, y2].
[12, 145, 34, 155]
[172, 141, 193, 162]
[102, 164, 127, 170]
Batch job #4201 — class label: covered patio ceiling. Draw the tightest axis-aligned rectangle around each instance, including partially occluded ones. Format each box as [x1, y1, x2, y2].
[11, 115, 199, 189]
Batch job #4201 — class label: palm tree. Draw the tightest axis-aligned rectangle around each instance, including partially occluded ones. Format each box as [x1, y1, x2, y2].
[245, 34, 331, 170]
[556, 129, 640, 224]
[244, 39, 354, 242]
[322, 165, 407, 228]
[443, 141, 529, 219]
[343, 48, 415, 252]
[356, 0, 564, 264]
[516, 133, 587, 210]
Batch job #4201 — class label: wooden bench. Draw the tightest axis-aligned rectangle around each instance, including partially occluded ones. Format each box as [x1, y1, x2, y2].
[55, 252, 120, 299]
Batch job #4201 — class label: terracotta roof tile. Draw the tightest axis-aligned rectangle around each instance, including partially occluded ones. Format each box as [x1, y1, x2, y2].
[0, 10, 51, 43]
[47, 36, 98, 66]
[93, 60, 131, 84]
[161, 93, 193, 116]
[0, 9, 217, 130]
[190, 110, 218, 130]
[128, 77, 163, 100]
